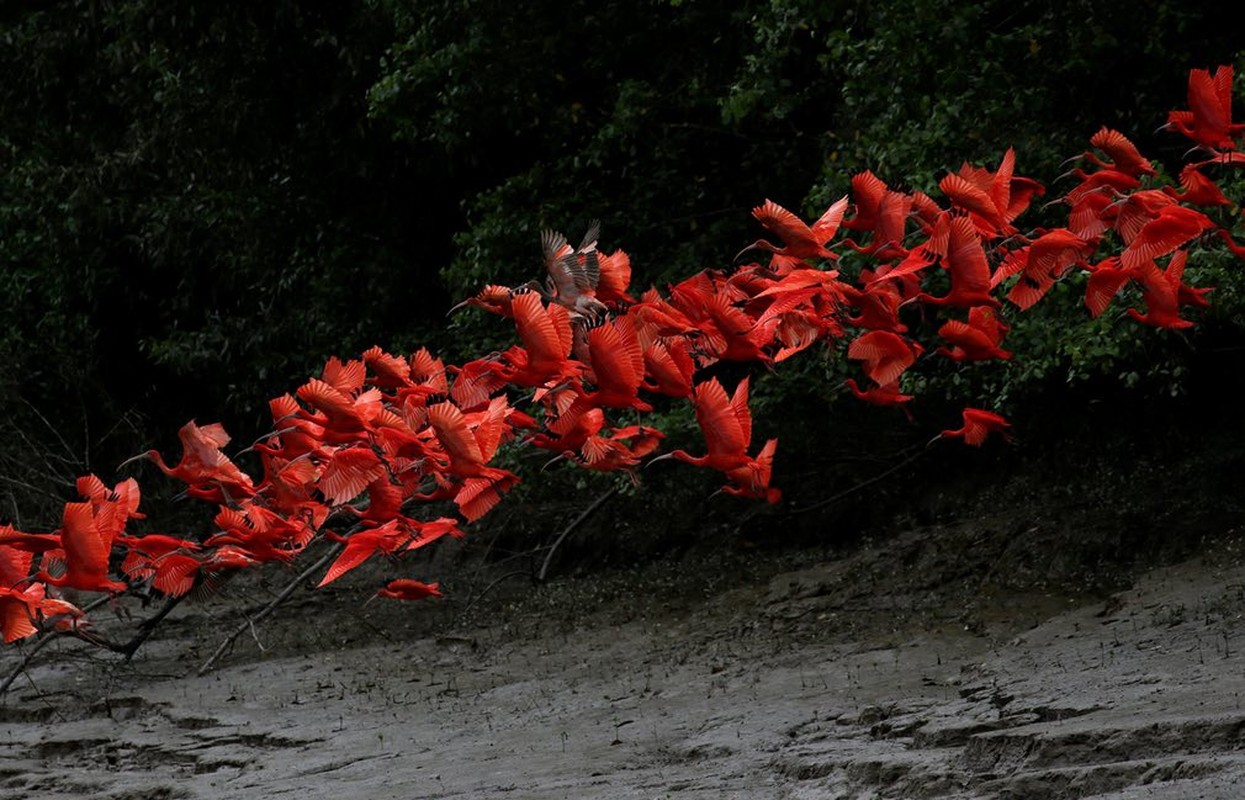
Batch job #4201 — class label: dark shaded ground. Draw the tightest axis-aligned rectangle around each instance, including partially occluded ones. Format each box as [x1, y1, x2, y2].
[2, 373, 1244, 798]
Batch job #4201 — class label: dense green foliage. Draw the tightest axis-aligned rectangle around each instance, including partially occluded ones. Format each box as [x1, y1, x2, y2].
[0, 2, 454, 442]
[1, 0, 1241, 524]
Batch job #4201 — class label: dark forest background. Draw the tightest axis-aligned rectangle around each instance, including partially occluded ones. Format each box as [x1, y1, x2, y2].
[2, 0, 1242, 539]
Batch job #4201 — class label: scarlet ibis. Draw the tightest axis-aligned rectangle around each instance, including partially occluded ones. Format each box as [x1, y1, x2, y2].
[427, 398, 514, 483]
[844, 378, 915, 419]
[841, 275, 908, 333]
[1125, 258, 1196, 330]
[754, 308, 839, 363]
[0, 584, 45, 642]
[116, 534, 201, 586]
[425, 397, 520, 521]
[207, 502, 313, 564]
[121, 420, 256, 502]
[1054, 168, 1141, 207]
[842, 170, 890, 232]
[0, 523, 63, 559]
[1107, 189, 1179, 246]
[1162, 165, 1233, 207]
[909, 190, 945, 230]
[0, 584, 80, 643]
[580, 315, 653, 411]
[940, 171, 1009, 237]
[361, 346, 414, 391]
[375, 578, 443, 602]
[32, 502, 128, 594]
[1078, 127, 1156, 176]
[992, 229, 1094, 311]
[507, 291, 580, 387]
[910, 216, 1001, 309]
[565, 425, 665, 476]
[641, 338, 696, 399]
[1164, 250, 1213, 310]
[342, 475, 407, 529]
[319, 521, 417, 588]
[937, 408, 1012, 447]
[1119, 205, 1216, 271]
[253, 449, 328, 527]
[594, 248, 636, 305]
[938, 148, 1041, 238]
[936, 306, 1012, 362]
[313, 446, 388, 507]
[0, 539, 32, 590]
[185, 545, 259, 596]
[644, 379, 778, 499]
[321, 356, 367, 396]
[1066, 191, 1114, 243]
[629, 290, 701, 346]
[843, 189, 912, 260]
[649, 377, 757, 473]
[295, 378, 383, 443]
[446, 281, 542, 317]
[76, 475, 145, 522]
[528, 399, 607, 454]
[408, 347, 450, 394]
[720, 438, 781, 504]
[1219, 229, 1245, 260]
[669, 278, 770, 363]
[258, 394, 331, 461]
[1163, 65, 1243, 152]
[1082, 257, 1134, 318]
[112, 535, 203, 598]
[847, 331, 922, 388]
[736, 197, 849, 263]
[448, 355, 515, 411]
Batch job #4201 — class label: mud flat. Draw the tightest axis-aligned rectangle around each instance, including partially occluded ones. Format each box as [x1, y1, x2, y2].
[3, 517, 1244, 800]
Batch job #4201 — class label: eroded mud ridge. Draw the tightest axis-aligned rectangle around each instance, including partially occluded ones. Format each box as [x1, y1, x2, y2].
[0, 693, 318, 798]
[3, 521, 1244, 799]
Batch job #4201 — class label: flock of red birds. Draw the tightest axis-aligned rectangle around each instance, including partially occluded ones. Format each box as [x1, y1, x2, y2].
[1, 65, 1242, 648]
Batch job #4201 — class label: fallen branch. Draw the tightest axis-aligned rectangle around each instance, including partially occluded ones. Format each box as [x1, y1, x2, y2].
[456, 569, 530, 621]
[114, 594, 187, 662]
[537, 486, 619, 582]
[783, 446, 926, 517]
[0, 594, 115, 696]
[196, 542, 344, 676]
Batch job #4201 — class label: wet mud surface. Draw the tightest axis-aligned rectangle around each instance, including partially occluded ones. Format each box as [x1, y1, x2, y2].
[4, 510, 1245, 799]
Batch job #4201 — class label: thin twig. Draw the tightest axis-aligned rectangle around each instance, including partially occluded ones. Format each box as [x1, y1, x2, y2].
[537, 486, 618, 582]
[0, 473, 72, 503]
[783, 447, 926, 517]
[196, 543, 344, 676]
[20, 397, 78, 466]
[113, 595, 187, 662]
[0, 594, 115, 696]
[456, 570, 529, 621]
[11, 426, 77, 482]
[248, 618, 266, 653]
[97, 406, 144, 452]
[0, 632, 62, 696]
[7, 490, 20, 529]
